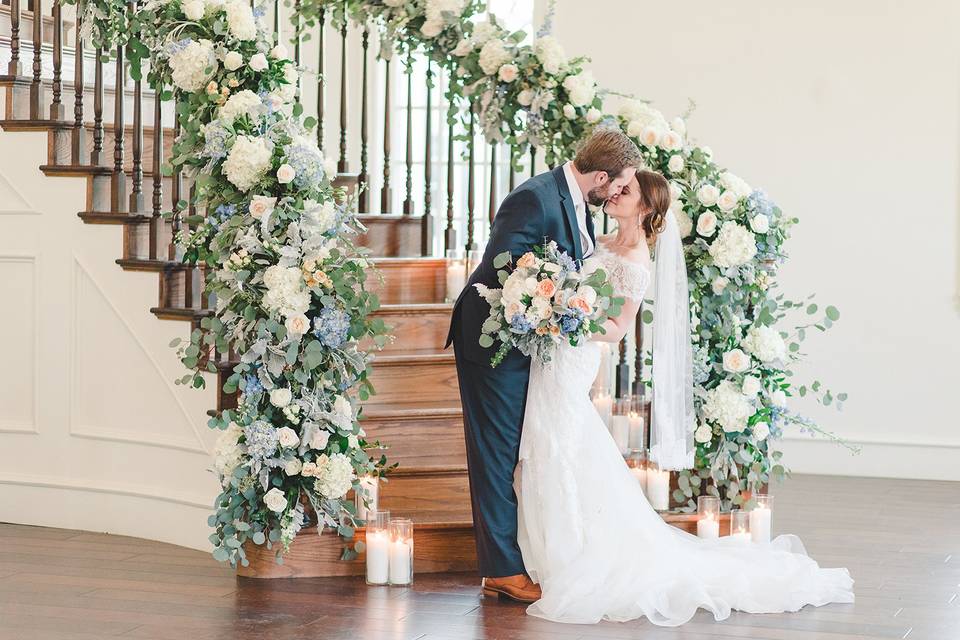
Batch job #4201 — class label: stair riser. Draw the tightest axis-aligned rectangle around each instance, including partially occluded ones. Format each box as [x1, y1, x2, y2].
[365, 309, 452, 353]
[379, 472, 471, 516]
[363, 417, 466, 468]
[367, 359, 459, 406]
[366, 261, 447, 305]
[358, 217, 423, 258]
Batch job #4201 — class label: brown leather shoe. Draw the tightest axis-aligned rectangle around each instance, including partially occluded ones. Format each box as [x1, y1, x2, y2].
[481, 574, 542, 603]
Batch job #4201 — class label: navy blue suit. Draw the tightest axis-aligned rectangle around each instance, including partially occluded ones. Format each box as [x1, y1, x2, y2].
[445, 166, 595, 577]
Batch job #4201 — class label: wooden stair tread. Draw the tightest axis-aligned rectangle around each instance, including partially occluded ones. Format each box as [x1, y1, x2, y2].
[373, 351, 454, 364]
[116, 258, 188, 272]
[362, 402, 462, 419]
[373, 302, 452, 313]
[0, 118, 73, 131]
[78, 210, 152, 224]
[372, 256, 446, 266]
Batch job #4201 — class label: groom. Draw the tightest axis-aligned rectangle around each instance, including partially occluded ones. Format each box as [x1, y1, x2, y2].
[445, 128, 642, 602]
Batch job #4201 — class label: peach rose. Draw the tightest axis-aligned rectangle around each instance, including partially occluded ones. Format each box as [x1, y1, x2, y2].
[516, 252, 538, 269]
[567, 296, 592, 315]
[549, 325, 561, 336]
[535, 279, 556, 298]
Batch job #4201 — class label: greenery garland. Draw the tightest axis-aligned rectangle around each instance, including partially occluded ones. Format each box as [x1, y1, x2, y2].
[67, 0, 854, 568]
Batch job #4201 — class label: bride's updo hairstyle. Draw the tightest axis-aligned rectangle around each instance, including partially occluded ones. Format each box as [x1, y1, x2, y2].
[636, 169, 671, 239]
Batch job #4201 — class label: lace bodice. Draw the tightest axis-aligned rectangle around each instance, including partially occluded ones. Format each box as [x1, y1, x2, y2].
[583, 241, 652, 302]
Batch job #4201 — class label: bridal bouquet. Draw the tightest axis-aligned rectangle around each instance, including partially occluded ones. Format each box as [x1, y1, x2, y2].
[475, 240, 623, 367]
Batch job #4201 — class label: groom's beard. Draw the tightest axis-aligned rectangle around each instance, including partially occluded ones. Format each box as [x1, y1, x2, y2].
[586, 185, 614, 207]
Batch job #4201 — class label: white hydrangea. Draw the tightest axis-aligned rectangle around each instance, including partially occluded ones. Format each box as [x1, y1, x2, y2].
[674, 208, 693, 238]
[534, 35, 567, 74]
[471, 21, 499, 46]
[620, 100, 668, 133]
[212, 422, 244, 481]
[331, 394, 353, 429]
[303, 199, 338, 234]
[169, 39, 218, 92]
[719, 171, 752, 198]
[708, 221, 758, 268]
[313, 453, 355, 499]
[223, 135, 273, 192]
[562, 70, 595, 106]
[218, 89, 264, 125]
[422, 0, 464, 36]
[478, 39, 511, 76]
[742, 325, 787, 363]
[742, 375, 762, 396]
[703, 381, 754, 433]
[262, 264, 310, 318]
[224, 0, 256, 41]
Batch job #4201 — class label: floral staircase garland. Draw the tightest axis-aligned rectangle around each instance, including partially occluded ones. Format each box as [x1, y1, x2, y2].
[67, 0, 854, 568]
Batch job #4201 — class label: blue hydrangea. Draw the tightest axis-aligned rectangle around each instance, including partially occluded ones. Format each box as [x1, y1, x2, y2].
[313, 307, 351, 349]
[253, 5, 266, 18]
[243, 374, 263, 395]
[692, 345, 712, 385]
[243, 421, 279, 461]
[202, 122, 230, 160]
[283, 140, 325, 189]
[557, 251, 577, 276]
[509, 313, 534, 334]
[208, 204, 236, 228]
[746, 190, 775, 217]
[559, 313, 582, 335]
[164, 38, 192, 57]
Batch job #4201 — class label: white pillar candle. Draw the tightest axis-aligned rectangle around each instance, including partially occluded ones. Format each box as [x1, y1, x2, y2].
[356, 476, 379, 522]
[749, 507, 772, 544]
[592, 393, 613, 429]
[730, 532, 751, 543]
[388, 538, 413, 585]
[445, 262, 466, 302]
[696, 517, 720, 539]
[610, 415, 629, 453]
[645, 468, 670, 511]
[365, 530, 390, 585]
[629, 466, 646, 490]
[628, 413, 644, 449]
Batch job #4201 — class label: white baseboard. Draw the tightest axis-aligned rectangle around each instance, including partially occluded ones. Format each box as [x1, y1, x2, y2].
[778, 436, 960, 481]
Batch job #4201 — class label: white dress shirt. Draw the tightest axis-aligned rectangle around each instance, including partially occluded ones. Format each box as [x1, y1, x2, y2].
[562, 161, 594, 258]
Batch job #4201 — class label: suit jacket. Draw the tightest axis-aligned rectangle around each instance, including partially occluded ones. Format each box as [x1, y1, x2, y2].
[446, 165, 595, 365]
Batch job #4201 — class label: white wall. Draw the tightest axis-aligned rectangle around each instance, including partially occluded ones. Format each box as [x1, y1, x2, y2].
[0, 129, 219, 550]
[543, 0, 960, 479]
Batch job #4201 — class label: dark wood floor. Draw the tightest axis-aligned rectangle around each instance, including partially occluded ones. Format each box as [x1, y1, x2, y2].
[1, 474, 958, 640]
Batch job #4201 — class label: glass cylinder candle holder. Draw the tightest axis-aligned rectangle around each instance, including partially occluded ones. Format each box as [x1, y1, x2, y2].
[609, 396, 631, 454]
[388, 518, 414, 586]
[365, 510, 390, 586]
[445, 249, 467, 303]
[591, 391, 613, 430]
[729, 508, 750, 542]
[696, 496, 720, 539]
[355, 474, 379, 522]
[467, 249, 484, 274]
[627, 406, 646, 451]
[625, 448, 647, 492]
[645, 460, 671, 511]
[749, 494, 773, 544]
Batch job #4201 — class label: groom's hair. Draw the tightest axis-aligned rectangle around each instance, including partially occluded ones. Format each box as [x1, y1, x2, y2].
[573, 128, 642, 178]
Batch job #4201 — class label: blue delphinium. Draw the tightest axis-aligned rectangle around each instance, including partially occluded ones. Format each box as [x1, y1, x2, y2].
[509, 313, 534, 334]
[283, 140, 325, 189]
[243, 373, 263, 395]
[313, 307, 351, 348]
[243, 421, 279, 462]
[202, 121, 230, 160]
[559, 312, 582, 335]
[556, 251, 577, 276]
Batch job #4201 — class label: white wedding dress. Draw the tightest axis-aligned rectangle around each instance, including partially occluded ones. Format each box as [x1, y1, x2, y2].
[514, 242, 854, 626]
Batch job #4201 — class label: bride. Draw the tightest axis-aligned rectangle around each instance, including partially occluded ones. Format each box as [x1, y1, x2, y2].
[514, 169, 855, 626]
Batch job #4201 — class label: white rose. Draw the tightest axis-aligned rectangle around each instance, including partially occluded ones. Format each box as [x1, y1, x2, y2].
[283, 458, 302, 476]
[270, 387, 292, 408]
[717, 190, 739, 213]
[722, 348, 751, 373]
[249, 53, 269, 72]
[626, 120, 643, 138]
[667, 154, 685, 174]
[285, 313, 309, 336]
[277, 426, 300, 449]
[498, 63, 518, 83]
[694, 424, 713, 444]
[771, 389, 788, 407]
[671, 116, 686, 136]
[223, 51, 243, 71]
[517, 89, 534, 107]
[742, 375, 762, 396]
[182, 0, 204, 20]
[661, 130, 683, 151]
[563, 104, 576, 119]
[323, 156, 337, 177]
[751, 214, 770, 234]
[639, 126, 661, 148]
[301, 461, 318, 477]
[270, 44, 289, 60]
[263, 487, 288, 513]
[675, 208, 693, 238]
[697, 184, 720, 207]
[752, 422, 770, 442]
[696, 211, 718, 237]
[310, 429, 330, 451]
[711, 276, 729, 295]
[347, 434, 359, 449]
[277, 163, 296, 184]
[586, 107, 602, 123]
[249, 195, 276, 219]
